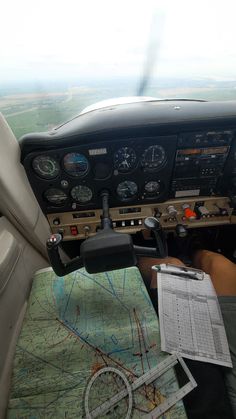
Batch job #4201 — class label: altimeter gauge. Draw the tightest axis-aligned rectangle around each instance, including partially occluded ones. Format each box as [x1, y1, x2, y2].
[114, 147, 137, 173]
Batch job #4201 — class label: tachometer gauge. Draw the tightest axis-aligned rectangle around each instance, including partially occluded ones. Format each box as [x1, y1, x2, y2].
[116, 181, 138, 201]
[144, 181, 160, 194]
[141, 145, 166, 171]
[44, 188, 67, 205]
[114, 147, 137, 173]
[63, 153, 89, 177]
[32, 155, 60, 179]
[71, 185, 93, 203]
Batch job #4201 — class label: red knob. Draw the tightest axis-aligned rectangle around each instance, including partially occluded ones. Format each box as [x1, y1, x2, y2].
[184, 208, 196, 221]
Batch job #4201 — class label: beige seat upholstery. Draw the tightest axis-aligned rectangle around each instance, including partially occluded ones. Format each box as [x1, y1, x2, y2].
[0, 217, 48, 418]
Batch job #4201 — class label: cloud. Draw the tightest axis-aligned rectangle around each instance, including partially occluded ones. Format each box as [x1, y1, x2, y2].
[1, 0, 236, 82]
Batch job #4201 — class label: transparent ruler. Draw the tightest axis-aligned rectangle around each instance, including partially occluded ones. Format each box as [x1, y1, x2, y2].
[84, 353, 197, 418]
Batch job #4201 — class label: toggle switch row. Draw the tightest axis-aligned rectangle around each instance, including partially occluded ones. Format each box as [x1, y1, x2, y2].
[113, 219, 143, 228]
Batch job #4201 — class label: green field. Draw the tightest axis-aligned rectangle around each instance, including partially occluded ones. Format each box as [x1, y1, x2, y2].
[1, 80, 236, 139]
[0, 89, 118, 138]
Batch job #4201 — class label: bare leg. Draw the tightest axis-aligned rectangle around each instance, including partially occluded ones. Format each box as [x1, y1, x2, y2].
[193, 250, 236, 296]
[138, 256, 185, 289]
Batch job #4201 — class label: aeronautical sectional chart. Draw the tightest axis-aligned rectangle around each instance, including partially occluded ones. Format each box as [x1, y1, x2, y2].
[8, 267, 188, 418]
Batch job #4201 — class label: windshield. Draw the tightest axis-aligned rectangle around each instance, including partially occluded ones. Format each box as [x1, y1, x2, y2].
[1, 0, 236, 138]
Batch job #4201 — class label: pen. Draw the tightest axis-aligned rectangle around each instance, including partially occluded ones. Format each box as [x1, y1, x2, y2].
[152, 265, 204, 280]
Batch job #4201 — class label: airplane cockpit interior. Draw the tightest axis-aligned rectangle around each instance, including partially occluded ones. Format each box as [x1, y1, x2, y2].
[1, 1, 236, 418]
[21, 99, 236, 274]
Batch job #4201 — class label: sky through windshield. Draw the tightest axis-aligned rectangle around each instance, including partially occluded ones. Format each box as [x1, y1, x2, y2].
[1, 0, 236, 137]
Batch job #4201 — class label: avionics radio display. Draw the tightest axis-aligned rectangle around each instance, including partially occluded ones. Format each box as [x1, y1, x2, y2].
[173, 145, 230, 187]
[176, 146, 229, 159]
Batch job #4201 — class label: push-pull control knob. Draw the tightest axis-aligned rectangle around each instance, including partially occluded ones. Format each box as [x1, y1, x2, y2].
[144, 216, 161, 231]
[167, 205, 177, 217]
[182, 204, 196, 221]
[47, 233, 62, 248]
[144, 217, 167, 258]
[84, 225, 90, 238]
[176, 224, 188, 238]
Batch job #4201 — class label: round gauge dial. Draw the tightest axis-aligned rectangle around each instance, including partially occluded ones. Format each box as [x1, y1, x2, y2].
[44, 188, 67, 205]
[63, 153, 89, 177]
[114, 147, 137, 173]
[141, 145, 166, 171]
[116, 181, 138, 201]
[32, 155, 60, 179]
[71, 185, 93, 203]
[144, 181, 160, 194]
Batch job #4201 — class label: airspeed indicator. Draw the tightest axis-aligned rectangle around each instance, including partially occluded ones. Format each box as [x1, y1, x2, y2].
[32, 155, 60, 179]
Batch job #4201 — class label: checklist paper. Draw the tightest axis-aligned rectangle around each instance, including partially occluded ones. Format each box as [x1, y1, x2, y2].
[157, 270, 233, 368]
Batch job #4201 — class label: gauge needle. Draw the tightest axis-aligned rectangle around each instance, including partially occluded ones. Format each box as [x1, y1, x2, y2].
[152, 147, 155, 161]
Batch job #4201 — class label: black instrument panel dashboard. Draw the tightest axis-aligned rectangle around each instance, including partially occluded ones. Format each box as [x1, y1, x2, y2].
[23, 136, 178, 213]
[20, 100, 236, 215]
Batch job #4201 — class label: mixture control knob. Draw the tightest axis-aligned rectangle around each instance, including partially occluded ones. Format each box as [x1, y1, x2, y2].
[182, 204, 196, 221]
[144, 216, 160, 231]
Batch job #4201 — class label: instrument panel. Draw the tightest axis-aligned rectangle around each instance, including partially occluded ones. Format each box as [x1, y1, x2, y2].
[20, 99, 236, 240]
[23, 129, 235, 215]
[47, 196, 233, 241]
[23, 136, 178, 213]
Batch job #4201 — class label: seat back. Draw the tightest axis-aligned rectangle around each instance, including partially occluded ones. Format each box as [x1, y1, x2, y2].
[0, 216, 48, 417]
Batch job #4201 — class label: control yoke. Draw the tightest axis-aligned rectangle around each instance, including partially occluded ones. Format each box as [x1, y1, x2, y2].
[47, 191, 168, 276]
